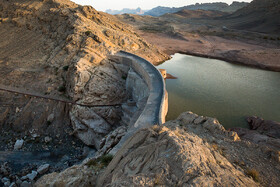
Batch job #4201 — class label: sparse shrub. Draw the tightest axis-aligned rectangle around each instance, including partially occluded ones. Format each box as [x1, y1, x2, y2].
[246, 168, 260, 182]
[58, 86, 66, 92]
[86, 159, 97, 167]
[100, 154, 114, 166]
[270, 37, 276, 40]
[122, 75, 127, 80]
[86, 154, 114, 170]
[263, 36, 268, 39]
[63, 65, 69, 71]
[85, 31, 91, 36]
[277, 37, 280, 40]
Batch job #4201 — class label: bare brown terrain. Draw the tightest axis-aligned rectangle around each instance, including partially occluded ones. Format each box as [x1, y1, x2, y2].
[117, 0, 280, 71]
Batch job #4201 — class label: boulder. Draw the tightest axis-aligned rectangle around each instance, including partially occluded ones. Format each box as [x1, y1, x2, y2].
[14, 140, 24, 150]
[247, 116, 280, 138]
[47, 114, 55, 123]
[37, 164, 50, 175]
[35, 165, 97, 187]
[20, 181, 31, 187]
[26, 170, 37, 181]
[70, 106, 112, 149]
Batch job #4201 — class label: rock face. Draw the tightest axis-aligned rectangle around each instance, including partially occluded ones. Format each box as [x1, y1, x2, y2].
[36, 111, 280, 186]
[35, 165, 97, 187]
[247, 116, 280, 138]
[231, 116, 280, 158]
[70, 105, 113, 148]
[98, 112, 255, 186]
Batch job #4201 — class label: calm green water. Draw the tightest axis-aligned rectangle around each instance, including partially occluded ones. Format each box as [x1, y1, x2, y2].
[157, 54, 280, 129]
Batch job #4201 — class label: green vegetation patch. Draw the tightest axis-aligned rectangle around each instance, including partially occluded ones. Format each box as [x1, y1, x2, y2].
[86, 154, 114, 170]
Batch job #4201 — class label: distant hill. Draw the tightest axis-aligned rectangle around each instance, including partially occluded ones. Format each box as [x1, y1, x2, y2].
[162, 9, 228, 19]
[106, 7, 147, 15]
[224, 0, 280, 33]
[144, 2, 249, 17]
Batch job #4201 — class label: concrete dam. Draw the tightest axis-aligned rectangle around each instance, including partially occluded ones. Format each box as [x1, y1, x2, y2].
[108, 51, 168, 154]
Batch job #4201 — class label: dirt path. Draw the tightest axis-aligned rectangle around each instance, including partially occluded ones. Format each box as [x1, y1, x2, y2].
[0, 85, 122, 108]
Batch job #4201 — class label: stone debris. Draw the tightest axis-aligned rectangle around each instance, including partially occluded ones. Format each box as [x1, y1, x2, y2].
[4, 181, 10, 186]
[20, 181, 32, 187]
[15, 107, 20, 113]
[15, 179, 22, 186]
[44, 136, 52, 143]
[37, 164, 50, 175]
[47, 114, 55, 123]
[9, 182, 16, 187]
[14, 140, 24, 150]
[1, 177, 9, 183]
[26, 170, 37, 181]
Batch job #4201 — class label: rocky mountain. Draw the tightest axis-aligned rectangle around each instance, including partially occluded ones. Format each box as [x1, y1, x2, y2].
[224, 0, 280, 33]
[0, 0, 169, 180]
[144, 2, 249, 17]
[106, 7, 147, 15]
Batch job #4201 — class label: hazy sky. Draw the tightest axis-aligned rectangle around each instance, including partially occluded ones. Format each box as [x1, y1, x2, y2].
[72, 0, 252, 11]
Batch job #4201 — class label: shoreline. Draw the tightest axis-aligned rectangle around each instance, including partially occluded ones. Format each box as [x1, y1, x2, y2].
[137, 32, 280, 72]
[170, 50, 280, 72]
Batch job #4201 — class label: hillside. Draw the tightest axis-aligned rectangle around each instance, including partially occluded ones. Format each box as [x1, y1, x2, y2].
[162, 9, 228, 19]
[224, 0, 280, 34]
[144, 2, 249, 17]
[0, 0, 169, 181]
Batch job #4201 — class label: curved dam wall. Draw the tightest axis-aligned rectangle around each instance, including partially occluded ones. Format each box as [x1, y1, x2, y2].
[109, 51, 168, 154]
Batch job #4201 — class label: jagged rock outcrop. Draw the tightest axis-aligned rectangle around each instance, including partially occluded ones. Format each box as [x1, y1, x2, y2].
[231, 116, 280, 160]
[246, 116, 280, 138]
[38, 111, 280, 186]
[98, 112, 254, 186]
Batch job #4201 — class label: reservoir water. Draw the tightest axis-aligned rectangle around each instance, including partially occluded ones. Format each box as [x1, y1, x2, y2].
[157, 54, 280, 129]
